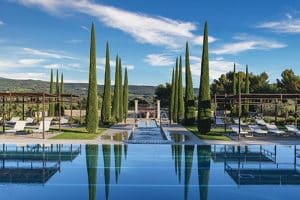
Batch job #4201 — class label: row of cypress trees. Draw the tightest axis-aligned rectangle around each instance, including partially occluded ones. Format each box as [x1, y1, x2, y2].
[170, 43, 196, 125]
[47, 23, 129, 134]
[169, 21, 211, 133]
[101, 43, 129, 125]
[86, 23, 129, 133]
[48, 69, 64, 117]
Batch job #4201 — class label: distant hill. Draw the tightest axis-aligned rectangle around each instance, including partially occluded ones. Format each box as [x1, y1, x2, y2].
[0, 77, 156, 99]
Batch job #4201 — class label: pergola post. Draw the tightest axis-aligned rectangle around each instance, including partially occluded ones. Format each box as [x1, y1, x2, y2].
[42, 93, 45, 139]
[238, 92, 242, 140]
[275, 99, 278, 124]
[260, 99, 263, 116]
[8, 93, 11, 120]
[22, 96, 25, 120]
[224, 93, 227, 134]
[37, 99, 40, 123]
[58, 92, 61, 133]
[134, 99, 138, 119]
[70, 94, 73, 126]
[2, 96, 5, 134]
[79, 98, 82, 125]
[295, 98, 298, 126]
[214, 93, 217, 126]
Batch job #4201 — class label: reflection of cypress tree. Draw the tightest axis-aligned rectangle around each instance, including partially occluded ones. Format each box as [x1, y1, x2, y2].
[86, 145, 99, 200]
[174, 144, 182, 183]
[184, 145, 194, 200]
[197, 145, 211, 200]
[102, 145, 111, 200]
[123, 144, 128, 160]
[113, 144, 122, 183]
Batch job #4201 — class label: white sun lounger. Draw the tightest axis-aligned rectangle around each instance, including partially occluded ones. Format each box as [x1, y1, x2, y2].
[6, 117, 20, 125]
[25, 117, 35, 124]
[255, 118, 269, 126]
[32, 120, 52, 133]
[44, 117, 53, 121]
[285, 125, 300, 135]
[233, 118, 247, 126]
[5, 121, 26, 133]
[249, 125, 268, 135]
[266, 124, 286, 135]
[53, 117, 69, 125]
[231, 125, 253, 137]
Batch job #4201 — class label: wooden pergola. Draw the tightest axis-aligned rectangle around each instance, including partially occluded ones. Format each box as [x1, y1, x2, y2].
[0, 92, 81, 139]
[212, 93, 300, 139]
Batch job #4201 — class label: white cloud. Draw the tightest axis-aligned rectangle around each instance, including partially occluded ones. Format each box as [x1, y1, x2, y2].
[43, 63, 84, 71]
[64, 39, 83, 44]
[22, 47, 77, 59]
[211, 34, 286, 55]
[0, 58, 45, 68]
[12, 0, 216, 49]
[258, 14, 300, 33]
[144, 54, 174, 67]
[286, 13, 293, 20]
[0, 20, 5, 26]
[189, 55, 236, 80]
[81, 25, 89, 31]
[123, 64, 134, 70]
[18, 58, 44, 65]
[97, 57, 134, 70]
[0, 72, 47, 80]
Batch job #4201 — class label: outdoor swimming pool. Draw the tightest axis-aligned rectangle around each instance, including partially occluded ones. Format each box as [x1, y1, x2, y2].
[0, 144, 300, 199]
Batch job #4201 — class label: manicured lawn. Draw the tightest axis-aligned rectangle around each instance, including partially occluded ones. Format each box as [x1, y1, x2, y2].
[186, 125, 231, 141]
[50, 127, 108, 140]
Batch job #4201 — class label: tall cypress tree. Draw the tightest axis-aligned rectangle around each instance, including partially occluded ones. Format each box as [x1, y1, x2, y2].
[60, 73, 64, 115]
[243, 65, 250, 114]
[173, 58, 179, 123]
[111, 55, 119, 121]
[118, 58, 123, 122]
[48, 69, 55, 116]
[170, 68, 175, 122]
[86, 23, 99, 133]
[197, 21, 211, 133]
[123, 67, 128, 123]
[55, 69, 60, 116]
[232, 63, 237, 115]
[184, 42, 195, 125]
[101, 42, 111, 124]
[237, 72, 241, 115]
[56, 69, 59, 94]
[178, 56, 184, 121]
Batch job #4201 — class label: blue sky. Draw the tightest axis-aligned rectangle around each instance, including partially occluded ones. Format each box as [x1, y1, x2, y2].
[0, 0, 299, 86]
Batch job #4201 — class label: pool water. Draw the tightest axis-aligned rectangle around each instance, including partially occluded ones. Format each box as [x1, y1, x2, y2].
[0, 144, 300, 199]
[129, 119, 167, 142]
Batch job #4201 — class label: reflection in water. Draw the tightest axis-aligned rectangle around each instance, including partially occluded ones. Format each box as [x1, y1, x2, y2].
[171, 134, 189, 143]
[2, 144, 300, 199]
[197, 146, 211, 200]
[102, 145, 111, 200]
[124, 144, 128, 160]
[172, 144, 182, 183]
[184, 145, 194, 200]
[114, 144, 122, 183]
[86, 145, 99, 200]
[0, 144, 81, 184]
